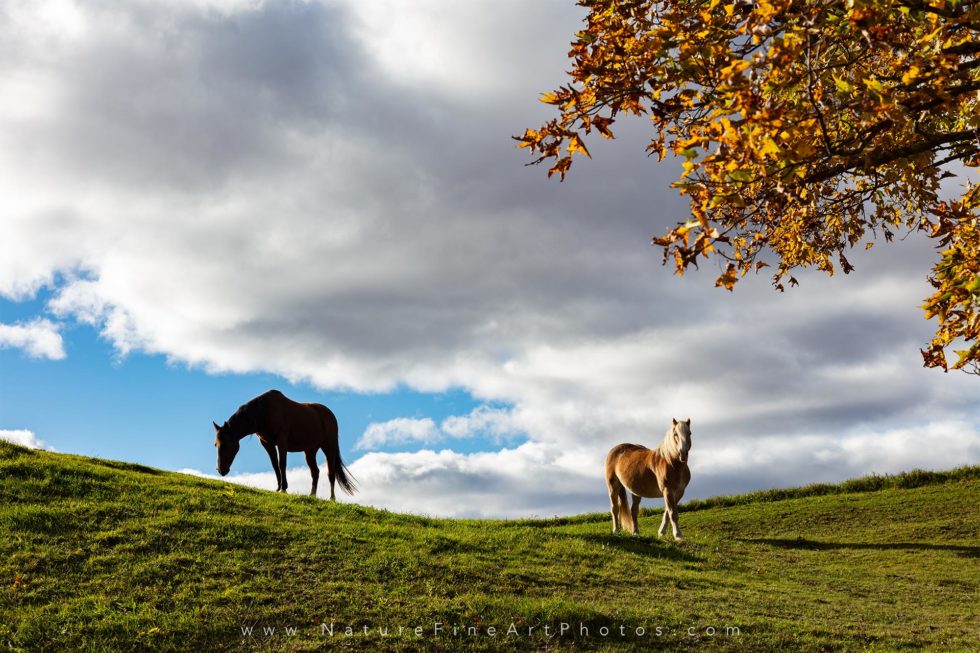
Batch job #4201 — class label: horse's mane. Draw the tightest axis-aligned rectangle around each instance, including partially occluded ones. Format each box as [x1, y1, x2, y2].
[658, 426, 678, 460]
[226, 390, 277, 437]
[658, 421, 690, 462]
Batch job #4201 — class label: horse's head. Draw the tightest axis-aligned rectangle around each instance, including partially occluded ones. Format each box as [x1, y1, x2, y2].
[671, 418, 692, 463]
[213, 421, 240, 476]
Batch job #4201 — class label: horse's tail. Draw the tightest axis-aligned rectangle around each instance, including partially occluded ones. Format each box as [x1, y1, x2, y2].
[331, 446, 357, 496]
[319, 406, 357, 496]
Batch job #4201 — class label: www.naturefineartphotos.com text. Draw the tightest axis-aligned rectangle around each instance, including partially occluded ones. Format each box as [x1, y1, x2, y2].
[238, 621, 742, 641]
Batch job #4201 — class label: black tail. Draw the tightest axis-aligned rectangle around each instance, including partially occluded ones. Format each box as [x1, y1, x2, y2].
[330, 445, 357, 496]
[319, 406, 357, 496]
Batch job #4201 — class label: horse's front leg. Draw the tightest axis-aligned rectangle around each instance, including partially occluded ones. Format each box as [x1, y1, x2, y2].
[657, 508, 670, 537]
[276, 445, 288, 493]
[261, 440, 281, 491]
[663, 490, 682, 540]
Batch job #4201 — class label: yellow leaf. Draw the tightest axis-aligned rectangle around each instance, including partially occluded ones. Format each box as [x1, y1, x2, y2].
[759, 137, 780, 159]
[568, 134, 592, 158]
[863, 77, 885, 94]
[720, 59, 752, 79]
[715, 264, 738, 291]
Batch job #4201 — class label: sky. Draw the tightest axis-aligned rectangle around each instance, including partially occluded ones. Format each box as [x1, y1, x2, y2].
[1, 0, 978, 518]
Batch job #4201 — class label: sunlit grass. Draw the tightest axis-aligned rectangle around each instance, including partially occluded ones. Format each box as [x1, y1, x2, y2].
[1, 440, 977, 651]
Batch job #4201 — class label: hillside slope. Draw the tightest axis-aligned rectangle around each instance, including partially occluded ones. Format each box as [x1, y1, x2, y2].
[1, 441, 977, 652]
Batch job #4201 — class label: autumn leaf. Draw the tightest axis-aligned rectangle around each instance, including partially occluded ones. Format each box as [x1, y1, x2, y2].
[592, 115, 615, 138]
[715, 264, 739, 291]
[567, 134, 591, 158]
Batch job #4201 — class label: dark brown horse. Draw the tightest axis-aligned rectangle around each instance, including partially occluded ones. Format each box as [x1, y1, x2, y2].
[213, 389, 356, 500]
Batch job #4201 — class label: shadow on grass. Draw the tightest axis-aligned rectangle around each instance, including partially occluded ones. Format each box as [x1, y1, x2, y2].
[742, 537, 979, 558]
[565, 533, 703, 562]
[0, 440, 36, 458]
[93, 459, 163, 475]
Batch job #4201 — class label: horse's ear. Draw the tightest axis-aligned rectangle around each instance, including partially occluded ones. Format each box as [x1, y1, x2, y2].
[672, 418, 678, 425]
[686, 418, 691, 425]
[213, 421, 221, 432]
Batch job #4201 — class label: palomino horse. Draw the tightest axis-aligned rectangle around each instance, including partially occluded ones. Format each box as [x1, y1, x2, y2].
[213, 389, 356, 500]
[605, 418, 691, 540]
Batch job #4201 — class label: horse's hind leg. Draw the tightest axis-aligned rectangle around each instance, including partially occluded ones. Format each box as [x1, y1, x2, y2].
[322, 446, 336, 501]
[630, 494, 641, 535]
[305, 449, 320, 497]
[607, 477, 622, 533]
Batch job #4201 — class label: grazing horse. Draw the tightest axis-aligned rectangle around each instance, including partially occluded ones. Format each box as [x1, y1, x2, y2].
[212, 389, 356, 500]
[605, 418, 692, 540]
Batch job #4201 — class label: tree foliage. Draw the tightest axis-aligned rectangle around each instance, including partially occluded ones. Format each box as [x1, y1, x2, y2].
[519, 0, 980, 372]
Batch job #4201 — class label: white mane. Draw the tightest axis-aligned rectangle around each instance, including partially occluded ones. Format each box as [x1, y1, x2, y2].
[659, 419, 691, 461]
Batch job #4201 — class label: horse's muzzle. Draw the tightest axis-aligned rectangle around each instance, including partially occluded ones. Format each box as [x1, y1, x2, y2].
[218, 467, 229, 477]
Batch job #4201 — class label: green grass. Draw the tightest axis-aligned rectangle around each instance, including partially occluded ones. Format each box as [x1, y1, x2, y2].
[1, 441, 977, 652]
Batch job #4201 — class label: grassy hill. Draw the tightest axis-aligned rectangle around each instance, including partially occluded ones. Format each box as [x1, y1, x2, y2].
[1, 441, 977, 652]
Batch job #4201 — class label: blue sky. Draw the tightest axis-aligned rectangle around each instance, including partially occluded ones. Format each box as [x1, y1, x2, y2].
[1, 0, 978, 518]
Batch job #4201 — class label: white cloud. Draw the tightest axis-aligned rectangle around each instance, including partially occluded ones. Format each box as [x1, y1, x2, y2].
[349, 443, 598, 518]
[700, 420, 980, 477]
[0, 319, 66, 360]
[0, 429, 56, 451]
[357, 406, 524, 450]
[358, 417, 439, 450]
[344, 1, 583, 101]
[440, 405, 522, 440]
